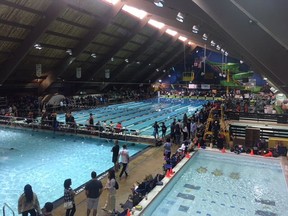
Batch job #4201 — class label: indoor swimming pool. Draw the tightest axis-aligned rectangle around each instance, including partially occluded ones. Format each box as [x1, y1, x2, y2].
[141, 151, 288, 216]
[0, 127, 148, 214]
[56, 97, 207, 137]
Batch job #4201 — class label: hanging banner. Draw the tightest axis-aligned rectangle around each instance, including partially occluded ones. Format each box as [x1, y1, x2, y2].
[105, 69, 110, 79]
[36, 64, 42, 77]
[76, 67, 81, 78]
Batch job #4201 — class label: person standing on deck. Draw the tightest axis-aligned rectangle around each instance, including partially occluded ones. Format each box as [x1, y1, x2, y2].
[63, 178, 76, 216]
[85, 171, 103, 216]
[18, 184, 41, 216]
[153, 121, 160, 139]
[161, 122, 167, 138]
[119, 144, 129, 179]
[111, 140, 120, 171]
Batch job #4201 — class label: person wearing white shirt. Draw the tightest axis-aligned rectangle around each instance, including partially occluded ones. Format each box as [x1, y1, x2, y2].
[119, 144, 129, 179]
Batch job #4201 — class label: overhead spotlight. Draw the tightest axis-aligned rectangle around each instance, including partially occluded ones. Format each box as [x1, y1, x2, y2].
[192, 25, 199, 34]
[136, 61, 141, 64]
[156, 68, 159, 72]
[34, 43, 42, 50]
[163, 69, 166, 72]
[66, 49, 72, 55]
[168, 74, 171, 77]
[154, 0, 164, 7]
[111, 57, 114, 62]
[216, 45, 221, 50]
[176, 12, 184, 23]
[263, 77, 267, 80]
[158, 79, 162, 83]
[224, 51, 228, 56]
[202, 33, 208, 41]
[221, 48, 225, 53]
[91, 53, 97, 58]
[210, 40, 216, 46]
[125, 58, 129, 63]
[240, 60, 244, 64]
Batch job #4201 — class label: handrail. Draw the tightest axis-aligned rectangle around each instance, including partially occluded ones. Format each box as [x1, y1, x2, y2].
[3, 203, 15, 216]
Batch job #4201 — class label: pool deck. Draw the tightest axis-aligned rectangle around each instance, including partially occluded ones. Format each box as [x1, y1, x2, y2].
[52, 142, 179, 216]
[52, 144, 288, 216]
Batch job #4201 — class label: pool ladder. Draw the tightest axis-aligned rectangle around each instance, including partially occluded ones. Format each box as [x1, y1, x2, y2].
[2, 203, 15, 216]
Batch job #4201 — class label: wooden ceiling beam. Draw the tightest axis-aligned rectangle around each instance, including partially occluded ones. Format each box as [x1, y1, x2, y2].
[101, 30, 164, 90]
[38, 3, 125, 94]
[130, 37, 179, 82]
[0, 18, 33, 29]
[148, 45, 195, 83]
[0, 0, 67, 85]
[82, 18, 149, 82]
[0, 0, 43, 16]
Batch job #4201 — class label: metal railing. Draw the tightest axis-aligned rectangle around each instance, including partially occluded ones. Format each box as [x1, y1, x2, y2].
[3, 203, 15, 216]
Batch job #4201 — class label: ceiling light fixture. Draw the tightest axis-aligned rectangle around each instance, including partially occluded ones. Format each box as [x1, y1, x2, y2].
[210, 40, 216, 46]
[111, 57, 114, 62]
[125, 58, 129, 63]
[91, 53, 97, 58]
[216, 45, 221, 50]
[176, 12, 184, 23]
[221, 48, 225, 53]
[224, 51, 228, 56]
[122, 5, 147, 19]
[202, 33, 208, 41]
[154, 0, 164, 7]
[66, 49, 72, 55]
[148, 19, 165, 29]
[240, 60, 244, 64]
[34, 44, 42, 50]
[192, 25, 199, 34]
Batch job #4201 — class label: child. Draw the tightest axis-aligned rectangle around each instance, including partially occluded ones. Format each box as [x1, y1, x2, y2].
[42, 202, 53, 216]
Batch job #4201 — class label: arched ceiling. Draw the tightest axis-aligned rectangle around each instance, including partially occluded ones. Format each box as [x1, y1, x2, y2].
[0, 0, 287, 95]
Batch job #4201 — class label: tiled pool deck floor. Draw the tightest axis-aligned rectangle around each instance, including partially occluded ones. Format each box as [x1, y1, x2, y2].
[53, 142, 176, 216]
[52, 143, 288, 216]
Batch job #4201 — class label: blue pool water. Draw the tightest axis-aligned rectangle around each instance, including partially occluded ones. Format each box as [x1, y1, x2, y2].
[142, 151, 288, 216]
[0, 127, 148, 214]
[56, 98, 207, 137]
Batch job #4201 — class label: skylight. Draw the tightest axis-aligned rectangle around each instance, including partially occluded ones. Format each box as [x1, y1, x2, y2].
[102, 0, 120, 5]
[165, 29, 177, 36]
[148, 19, 165, 29]
[122, 5, 147, 19]
[178, 36, 187, 42]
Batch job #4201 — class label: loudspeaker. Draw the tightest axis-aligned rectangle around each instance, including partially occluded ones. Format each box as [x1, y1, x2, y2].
[245, 128, 260, 147]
